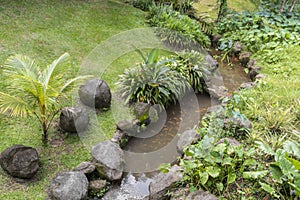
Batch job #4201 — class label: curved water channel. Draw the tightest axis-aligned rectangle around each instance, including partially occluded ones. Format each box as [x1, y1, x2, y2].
[102, 51, 251, 199]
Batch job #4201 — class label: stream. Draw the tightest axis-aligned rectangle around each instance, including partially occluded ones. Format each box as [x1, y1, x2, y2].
[102, 51, 251, 199]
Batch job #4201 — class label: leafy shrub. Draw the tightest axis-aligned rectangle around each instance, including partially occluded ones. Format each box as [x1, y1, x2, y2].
[217, 4, 300, 63]
[116, 48, 189, 106]
[180, 135, 268, 199]
[256, 140, 300, 198]
[165, 50, 205, 92]
[126, 0, 194, 14]
[147, 4, 211, 49]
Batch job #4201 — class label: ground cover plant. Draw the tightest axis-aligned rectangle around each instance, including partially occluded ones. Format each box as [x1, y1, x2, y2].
[0, 0, 146, 199]
[177, 0, 300, 199]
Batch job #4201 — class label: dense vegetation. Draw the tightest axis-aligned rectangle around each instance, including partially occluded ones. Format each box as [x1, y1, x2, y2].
[0, 0, 299, 199]
[0, 1, 145, 199]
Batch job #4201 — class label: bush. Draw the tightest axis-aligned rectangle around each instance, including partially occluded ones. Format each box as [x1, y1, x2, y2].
[165, 50, 205, 92]
[217, 3, 300, 63]
[147, 4, 211, 49]
[116, 48, 189, 106]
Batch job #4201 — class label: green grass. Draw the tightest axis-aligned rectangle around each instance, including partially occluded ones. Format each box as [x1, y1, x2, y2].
[235, 45, 300, 148]
[193, 0, 259, 21]
[0, 0, 146, 199]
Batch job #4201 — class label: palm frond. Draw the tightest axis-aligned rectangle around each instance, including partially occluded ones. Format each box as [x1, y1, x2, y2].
[0, 92, 34, 117]
[42, 52, 70, 86]
[59, 75, 93, 93]
[4, 54, 39, 81]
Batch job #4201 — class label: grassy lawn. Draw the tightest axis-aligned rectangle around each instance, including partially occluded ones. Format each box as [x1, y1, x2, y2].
[193, 0, 259, 20]
[0, 0, 146, 199]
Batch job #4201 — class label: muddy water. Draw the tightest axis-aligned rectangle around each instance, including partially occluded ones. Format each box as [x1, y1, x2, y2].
[122, 52, 250, 174]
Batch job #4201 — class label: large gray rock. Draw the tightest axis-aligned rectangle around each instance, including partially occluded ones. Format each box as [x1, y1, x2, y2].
[47, 171, 88, 200]
[0, 145, 39, 179]
[78, 78, 111, 109]
[203, 55, 218, 72]
[59, 107, 89, 133]
[177, 130, 199, 154]
[75, 162, 95, 175]
[207, 85, 229, 100]
[224, 116, 252, 130]
[149, 166, 183, 200]
[91, 140, 124, 181]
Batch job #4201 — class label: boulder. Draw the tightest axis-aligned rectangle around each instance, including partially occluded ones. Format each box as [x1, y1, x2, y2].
[47, 171, 88, 200]
[149, 166, 183, 200]
[233, 42, 242, 55]
[91, 140, 124, 181]
[78, 78, 111, 109]
[203, 55, 218, 72]
[75, 162, 96, 175]
[177, 130, 199, 154]
[215, 137, 241, 147]
[224, 116, 252, 130]
[134, 102, 151, 124]
[207, 85, 229, 100]
[206, 105, 226, 117]
[59, 107, 89, 133]
[89, 179, 107, 192]
[0, 145, 39, 179]
[239, 52, 251, 67]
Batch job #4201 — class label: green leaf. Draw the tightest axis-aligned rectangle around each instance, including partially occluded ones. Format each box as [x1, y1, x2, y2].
[216, 182, 224, 191]
[243, 170, 268, 179]
[255, 141, 275, 155]
[279, 157, 298, 178]
[287, 157, 300, 171]
[199, 171, 209, 185]
[206, 166, 220, 178]
[270, 163, 283, 183]
[259, 182, 280, 198]
[227, 173, 236, 185]
[283, 140, 300, 158]
[243, 159, 258, 166]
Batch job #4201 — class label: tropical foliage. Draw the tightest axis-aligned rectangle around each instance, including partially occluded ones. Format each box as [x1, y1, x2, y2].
[0, 53, 88, 144]
[147, 4, 211, 49]
[116, 48, 189, 106]
[217, 1, 300, 63]
[165, 50, 205, 92]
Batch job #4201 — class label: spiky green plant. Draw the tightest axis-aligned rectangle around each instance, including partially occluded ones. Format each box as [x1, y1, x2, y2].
[116, 48, 189, 106]
[0, 53, 89, 144]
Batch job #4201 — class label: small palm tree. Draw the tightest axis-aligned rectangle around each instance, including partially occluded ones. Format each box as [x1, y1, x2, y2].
[0, 53, 89, 144]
